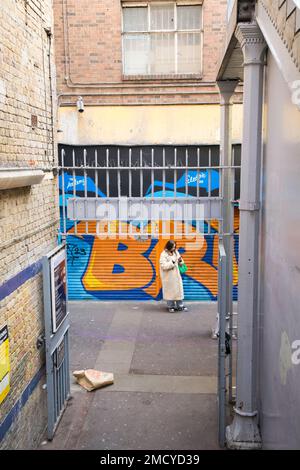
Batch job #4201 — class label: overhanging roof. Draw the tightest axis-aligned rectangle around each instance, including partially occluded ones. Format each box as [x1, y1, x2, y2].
[216, 0, 256, 82]
[217, 35, 244, 82]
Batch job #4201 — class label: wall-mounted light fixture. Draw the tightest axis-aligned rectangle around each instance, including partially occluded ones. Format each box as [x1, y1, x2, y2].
[76, 96, 84, 113]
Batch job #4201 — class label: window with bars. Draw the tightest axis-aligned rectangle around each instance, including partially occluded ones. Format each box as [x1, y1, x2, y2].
[122, 2, 203, 76]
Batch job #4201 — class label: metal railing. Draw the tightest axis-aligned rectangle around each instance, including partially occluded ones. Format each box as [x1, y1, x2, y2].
[58, 145, 240, 445]
[58, 144, 241, 238]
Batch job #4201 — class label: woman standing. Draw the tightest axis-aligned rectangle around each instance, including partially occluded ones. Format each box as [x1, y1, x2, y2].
[159, 240, 188, 312]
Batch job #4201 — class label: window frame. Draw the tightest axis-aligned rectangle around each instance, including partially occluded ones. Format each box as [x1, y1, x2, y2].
[121, 1, 204, 79]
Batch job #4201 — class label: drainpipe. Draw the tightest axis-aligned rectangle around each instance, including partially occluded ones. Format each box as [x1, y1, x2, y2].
[213, 81, 238, 342]
[226, 21, 267, 449]
[217, 80, 238, 316]
[217, 80, 238, 409]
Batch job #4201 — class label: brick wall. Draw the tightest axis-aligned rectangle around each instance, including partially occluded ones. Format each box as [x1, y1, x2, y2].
[0, 183, 58, 282]
[261, 0, 300, 72]
[0, 275, 48, 450]
[0, 378, 47, 450]
[0, 0, 59, 448]
[53, 0, 242, 106]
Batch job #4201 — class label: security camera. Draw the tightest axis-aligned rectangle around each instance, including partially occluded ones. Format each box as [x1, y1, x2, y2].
[76, 96, 84, 113]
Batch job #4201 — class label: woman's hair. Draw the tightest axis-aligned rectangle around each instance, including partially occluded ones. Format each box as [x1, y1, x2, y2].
[165, 240, 176, 252]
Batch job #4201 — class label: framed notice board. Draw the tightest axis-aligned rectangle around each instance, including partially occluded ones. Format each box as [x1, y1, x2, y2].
[50, 248, 68, 333]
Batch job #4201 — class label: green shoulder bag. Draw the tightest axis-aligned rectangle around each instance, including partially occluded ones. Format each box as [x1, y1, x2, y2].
[178, 262, 188, 274]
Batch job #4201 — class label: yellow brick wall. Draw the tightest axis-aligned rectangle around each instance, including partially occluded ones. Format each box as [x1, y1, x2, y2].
[0, 0, 59, 448]
[261, 0, 300, 72]
[0, 275, 45, 422]
[0, 181, 59, 283]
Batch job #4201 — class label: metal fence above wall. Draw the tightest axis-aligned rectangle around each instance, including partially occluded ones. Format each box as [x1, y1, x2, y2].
[58, 144, 241, 238]
[57, 144, 240, 305]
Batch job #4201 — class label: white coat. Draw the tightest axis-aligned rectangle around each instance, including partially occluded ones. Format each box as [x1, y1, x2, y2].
[159, 249, 184, 301]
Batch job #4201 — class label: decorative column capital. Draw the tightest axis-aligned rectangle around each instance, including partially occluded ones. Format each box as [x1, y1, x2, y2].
[217, 80, 239, 105]
[235, 21, 267, 65]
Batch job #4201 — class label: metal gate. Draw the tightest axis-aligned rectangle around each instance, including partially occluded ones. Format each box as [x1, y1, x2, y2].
[58, 144, 240, 302]
[42, 245, 70, 440]
[57, 144, 240, 446]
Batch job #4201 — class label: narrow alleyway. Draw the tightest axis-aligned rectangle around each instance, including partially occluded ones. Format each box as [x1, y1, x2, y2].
[39, 302, 220, 450]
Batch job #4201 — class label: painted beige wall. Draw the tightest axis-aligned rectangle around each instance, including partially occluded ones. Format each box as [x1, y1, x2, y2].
[58, 104, 243, 146]
[259, 51, 300, 450]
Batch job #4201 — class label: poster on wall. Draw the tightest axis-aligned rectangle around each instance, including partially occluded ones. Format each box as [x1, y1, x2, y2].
[50, 248, 68, 333]
[0, 325, 10, 404]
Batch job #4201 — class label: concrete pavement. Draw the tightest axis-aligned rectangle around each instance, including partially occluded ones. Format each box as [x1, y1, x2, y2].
[38, 301, 221, 450]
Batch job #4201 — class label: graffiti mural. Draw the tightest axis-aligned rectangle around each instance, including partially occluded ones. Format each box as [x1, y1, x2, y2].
[59, 145, 240, 301]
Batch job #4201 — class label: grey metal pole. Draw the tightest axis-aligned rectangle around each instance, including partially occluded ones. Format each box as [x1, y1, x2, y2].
[217, 80, 238, 405]
[217, 80, 238, 314]
[218, 241, 227, 448]
[226, 21, 267, 449]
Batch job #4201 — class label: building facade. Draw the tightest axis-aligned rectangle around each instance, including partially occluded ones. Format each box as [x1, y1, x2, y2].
[0, 0, 58, 448]
[53, 0, 243, 302]
[217, 0, 300, 449]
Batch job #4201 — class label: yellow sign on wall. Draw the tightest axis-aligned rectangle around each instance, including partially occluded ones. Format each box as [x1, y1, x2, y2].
[0, 325, 10, 404]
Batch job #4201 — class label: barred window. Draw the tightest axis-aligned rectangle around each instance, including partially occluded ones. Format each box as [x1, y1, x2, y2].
[122, 3, 203, 76]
